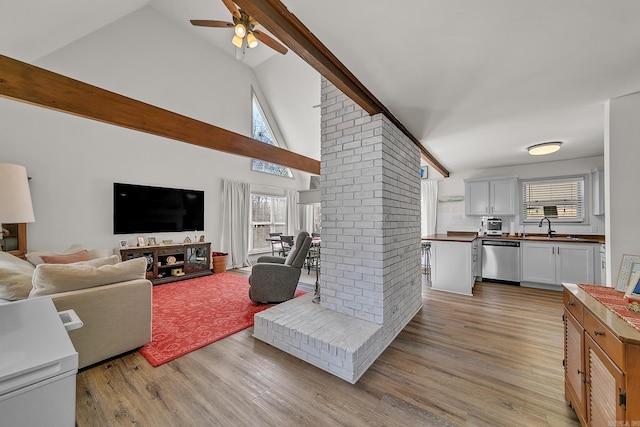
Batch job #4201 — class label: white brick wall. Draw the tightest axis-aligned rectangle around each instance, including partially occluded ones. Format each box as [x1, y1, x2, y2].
[253, 78, 422, 383]
[320, 78, 421, 326]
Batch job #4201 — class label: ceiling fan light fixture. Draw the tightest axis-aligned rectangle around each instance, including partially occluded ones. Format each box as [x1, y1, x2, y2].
[231, 34, 243, 49]
[246, 32, 258, 48]
[528, 141, 562, 156]
[234, 23, 246, 38]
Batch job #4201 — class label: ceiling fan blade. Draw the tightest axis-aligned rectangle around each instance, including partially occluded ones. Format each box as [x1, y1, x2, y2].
[190, 20, 233, 28]
[221, 0, 241, 19]
[253, 30, 288, 55]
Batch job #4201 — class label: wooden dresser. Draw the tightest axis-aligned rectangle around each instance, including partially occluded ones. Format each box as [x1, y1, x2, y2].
[563, 283, 640, 426]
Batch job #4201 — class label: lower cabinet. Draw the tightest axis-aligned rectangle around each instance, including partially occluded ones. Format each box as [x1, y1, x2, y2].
[522, 242, 595, 288]
[563, 285, 640, 426]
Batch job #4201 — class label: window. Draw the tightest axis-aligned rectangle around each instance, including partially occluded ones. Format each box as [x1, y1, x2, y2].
[250, 194, 286, 252]
[251, 95, 293, 178]
[521, 176, 586, 223]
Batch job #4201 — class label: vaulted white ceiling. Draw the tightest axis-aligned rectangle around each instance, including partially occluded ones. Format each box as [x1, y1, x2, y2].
[3, 0, 640, 176]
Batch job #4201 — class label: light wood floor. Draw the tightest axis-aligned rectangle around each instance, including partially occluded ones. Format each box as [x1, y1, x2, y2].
[75, 275, 580, 426]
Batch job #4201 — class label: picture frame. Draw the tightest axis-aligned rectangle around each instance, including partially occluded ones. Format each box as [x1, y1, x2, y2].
[137, 236, 146, 247]
[615, 254, 640, 291]
[118, 239, 128, 249]
[624, 263, 640, 301]
[147, 237, 157, 246]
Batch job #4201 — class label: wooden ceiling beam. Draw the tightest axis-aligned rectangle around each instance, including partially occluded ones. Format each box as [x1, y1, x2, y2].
[234, 0, 449, 177]
[0, 54, 320, 175]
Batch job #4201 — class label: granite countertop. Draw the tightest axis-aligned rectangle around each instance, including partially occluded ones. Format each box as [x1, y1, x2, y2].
[423, 231, 605, 244]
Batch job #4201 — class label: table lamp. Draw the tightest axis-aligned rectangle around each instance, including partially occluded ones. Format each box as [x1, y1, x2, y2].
[0, 164, 35, 250]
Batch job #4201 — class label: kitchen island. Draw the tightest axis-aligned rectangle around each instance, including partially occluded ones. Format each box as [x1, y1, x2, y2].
[423, 233, 478, 296]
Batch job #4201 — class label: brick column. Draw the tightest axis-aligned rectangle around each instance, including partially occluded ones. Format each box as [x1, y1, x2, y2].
[253, 78, 422, 383]
[320, 77, 422, 327]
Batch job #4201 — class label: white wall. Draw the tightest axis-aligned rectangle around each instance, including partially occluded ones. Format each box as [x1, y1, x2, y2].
[606, 92, 640, 287]
[0, 7, 309, 252]
[433, 156, 605, 235]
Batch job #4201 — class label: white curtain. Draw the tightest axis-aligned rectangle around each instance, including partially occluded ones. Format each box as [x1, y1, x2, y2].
[286, 189, 299, 235]
[299, 204, 315, 233]
[421, 180, 438, 237]
[221, 179, 251, 269]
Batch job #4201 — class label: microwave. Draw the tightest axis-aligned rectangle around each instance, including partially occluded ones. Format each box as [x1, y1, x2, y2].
[486, 218, 503, 235]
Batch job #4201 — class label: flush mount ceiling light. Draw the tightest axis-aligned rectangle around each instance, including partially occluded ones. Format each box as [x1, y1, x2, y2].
[528, 141, 562, 156]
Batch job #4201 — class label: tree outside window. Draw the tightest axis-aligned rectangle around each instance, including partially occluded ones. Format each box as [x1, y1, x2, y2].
[251, 95, 293, 178]
[250, 194, 286, 252]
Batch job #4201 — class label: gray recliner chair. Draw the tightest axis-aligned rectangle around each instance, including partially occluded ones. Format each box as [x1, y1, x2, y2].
[249, 231, 313, 303]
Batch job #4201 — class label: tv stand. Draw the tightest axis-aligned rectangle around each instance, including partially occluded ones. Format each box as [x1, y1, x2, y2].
[120, 242, 212, 285]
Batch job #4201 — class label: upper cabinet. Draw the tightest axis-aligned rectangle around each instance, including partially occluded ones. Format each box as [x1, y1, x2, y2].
[591, 167, 604, 216]
[465, 177, 517, 216]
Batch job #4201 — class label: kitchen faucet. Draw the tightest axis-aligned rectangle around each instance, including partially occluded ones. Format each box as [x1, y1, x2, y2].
[538, 216, 555, 238]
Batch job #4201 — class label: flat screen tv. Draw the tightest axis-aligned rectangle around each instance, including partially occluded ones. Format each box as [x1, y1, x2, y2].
[113, 183, 204, 234]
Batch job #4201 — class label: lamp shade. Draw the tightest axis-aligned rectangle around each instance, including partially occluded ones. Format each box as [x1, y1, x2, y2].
[232, 34, 243, 48]
[0, 163, 35, 223]
[246, 32, 258, 48]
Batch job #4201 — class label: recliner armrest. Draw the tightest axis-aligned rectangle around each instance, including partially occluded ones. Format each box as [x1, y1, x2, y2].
[256, 255, 285, 264]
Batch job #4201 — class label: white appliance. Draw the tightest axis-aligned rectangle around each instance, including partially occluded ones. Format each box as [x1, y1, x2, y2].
[485, 218, 503, 236]
[0, 298, 78, 427]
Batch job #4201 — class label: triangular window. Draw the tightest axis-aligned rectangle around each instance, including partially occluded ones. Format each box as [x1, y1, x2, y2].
[251, 95, 293, 178]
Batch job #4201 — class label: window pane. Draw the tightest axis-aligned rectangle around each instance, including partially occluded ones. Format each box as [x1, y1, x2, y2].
[273, 197, 286, 223]
[251, 95, 293, 178]
[252, 225, 271, 251]
[521, 177, 585, 223]
[250, 194, 288, 252]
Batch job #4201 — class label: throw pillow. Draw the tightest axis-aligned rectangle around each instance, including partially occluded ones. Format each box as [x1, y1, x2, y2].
[26, 243, 86, 266]
[41, 250, 91, 264]
[74, 255, 120, 267]
[30, 256, 147, 297]
[0, 254, 35, 301]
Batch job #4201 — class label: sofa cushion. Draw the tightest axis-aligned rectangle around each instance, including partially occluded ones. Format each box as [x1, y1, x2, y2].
[41, 250, 91, 264]
[30, 256, 147, 298]
[0, 252, 35, 301]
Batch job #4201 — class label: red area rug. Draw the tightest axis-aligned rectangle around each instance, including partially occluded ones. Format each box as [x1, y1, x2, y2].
[139, 273, 300, 367]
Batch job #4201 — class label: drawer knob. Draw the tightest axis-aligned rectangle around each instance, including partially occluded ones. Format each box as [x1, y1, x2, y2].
[567, 302, 574, 306]
[594, 330, 604, 336]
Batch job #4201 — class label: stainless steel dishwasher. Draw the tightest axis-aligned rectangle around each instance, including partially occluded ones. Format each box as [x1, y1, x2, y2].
[481, 240, 520, 284]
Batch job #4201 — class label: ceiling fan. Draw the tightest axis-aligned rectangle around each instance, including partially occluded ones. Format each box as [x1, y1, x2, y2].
[190, 0, 288, 58]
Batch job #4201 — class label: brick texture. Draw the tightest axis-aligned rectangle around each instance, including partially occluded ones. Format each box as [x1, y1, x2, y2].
[253, 78, 422, 383]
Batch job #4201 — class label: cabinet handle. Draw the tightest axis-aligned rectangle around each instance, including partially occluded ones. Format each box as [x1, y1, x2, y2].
[552, 247, 555, 255]
[594, 330, 604, 336]
[567, 302, 574, 306]
[577, 369, 584, 375]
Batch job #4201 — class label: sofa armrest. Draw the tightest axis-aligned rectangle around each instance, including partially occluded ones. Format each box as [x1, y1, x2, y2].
[48, 278, 152, 369]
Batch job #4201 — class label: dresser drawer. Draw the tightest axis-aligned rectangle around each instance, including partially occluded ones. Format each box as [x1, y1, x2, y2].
[563, 291, 583, 324]
[158, 247, 182, 256]
[583, 309, 624, 369]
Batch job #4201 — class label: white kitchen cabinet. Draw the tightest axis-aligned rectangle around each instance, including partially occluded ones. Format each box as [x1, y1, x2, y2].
[464, 177, 517, 216]
[430, 240, 474, 296]
[591, 167, 604, 216]
[521, 241, 596, 288]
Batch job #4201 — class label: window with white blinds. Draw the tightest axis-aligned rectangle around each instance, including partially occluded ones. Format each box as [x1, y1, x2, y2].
[521, 176, 586, 223]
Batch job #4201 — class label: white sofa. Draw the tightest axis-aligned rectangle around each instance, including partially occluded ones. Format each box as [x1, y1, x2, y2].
[0, 247, 152, 369]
